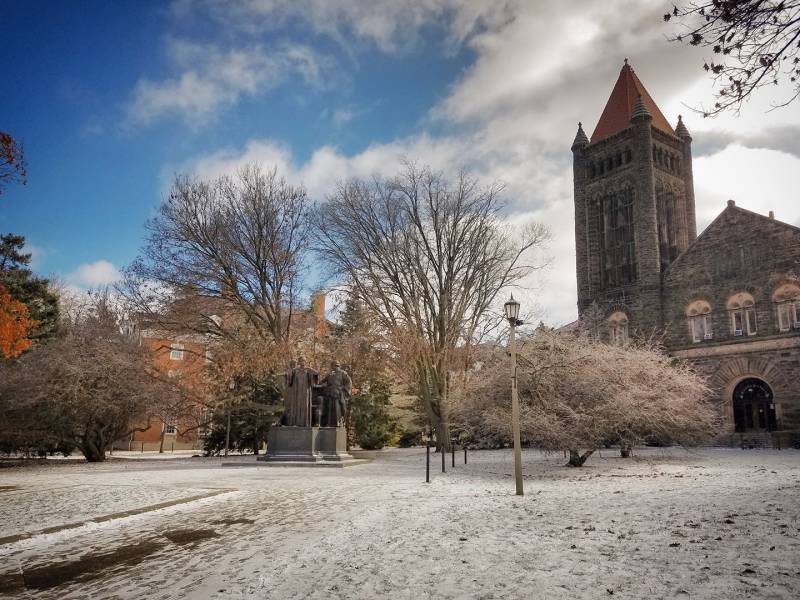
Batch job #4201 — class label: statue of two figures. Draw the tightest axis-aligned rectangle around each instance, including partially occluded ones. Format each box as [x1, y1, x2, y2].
[282, 357, 351, 428]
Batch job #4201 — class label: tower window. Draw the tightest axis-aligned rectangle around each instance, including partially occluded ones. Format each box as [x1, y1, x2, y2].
[686, 300, 712, 342]
[624, 149, 632, 163]
[599, 189, 636, 288]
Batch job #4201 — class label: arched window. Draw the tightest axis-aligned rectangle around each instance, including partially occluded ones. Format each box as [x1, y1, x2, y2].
[726, 292, 757, 336]
[686, 300, 712, 342]
[772, 283, 800, 332]
[608, 311, 628, 347]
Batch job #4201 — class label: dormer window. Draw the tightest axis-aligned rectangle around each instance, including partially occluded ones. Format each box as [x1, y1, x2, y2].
[727, 292, 756, 337]
[608, 311, 629, 347]
[773, 283, 800, 332]
[686, 300, 712, 343]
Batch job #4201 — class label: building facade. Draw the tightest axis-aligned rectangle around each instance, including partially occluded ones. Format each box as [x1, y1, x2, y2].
[118, 292, 331, 452]
[572, 61, 800, 444]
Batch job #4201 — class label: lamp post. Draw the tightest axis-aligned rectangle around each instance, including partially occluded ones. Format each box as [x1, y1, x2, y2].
[224, 379, 236, 457]
[504, 294, 524, 496]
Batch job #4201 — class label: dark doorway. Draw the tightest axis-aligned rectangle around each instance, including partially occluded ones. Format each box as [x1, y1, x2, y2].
[733, 378, 777, 432]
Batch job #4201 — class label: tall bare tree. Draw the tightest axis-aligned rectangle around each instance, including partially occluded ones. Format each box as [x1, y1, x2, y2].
[665, 1, 800, 115]
[315, 164, 549, 450]
[120, 164, 312, 350]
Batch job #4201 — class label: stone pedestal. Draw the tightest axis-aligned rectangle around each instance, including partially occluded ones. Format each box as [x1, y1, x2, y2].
[258, 426, 352, 463]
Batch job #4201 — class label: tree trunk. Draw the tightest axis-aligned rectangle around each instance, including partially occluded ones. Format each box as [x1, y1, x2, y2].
[567, 449, 594, 467]
[419, 365, 451, 452]
[81, 441, 106, 462]
[620, 446, 631, 458]
[435, 418, 452, 453]
[159, 426, 166, 454]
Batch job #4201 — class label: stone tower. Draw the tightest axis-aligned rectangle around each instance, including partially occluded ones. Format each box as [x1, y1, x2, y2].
[572, 60, 697, 338]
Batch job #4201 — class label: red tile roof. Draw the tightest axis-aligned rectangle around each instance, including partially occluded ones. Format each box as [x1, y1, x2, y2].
[590, 61, 675, 143]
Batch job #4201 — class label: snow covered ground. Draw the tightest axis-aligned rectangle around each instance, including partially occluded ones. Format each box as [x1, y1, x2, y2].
[0, 447, 798, 599]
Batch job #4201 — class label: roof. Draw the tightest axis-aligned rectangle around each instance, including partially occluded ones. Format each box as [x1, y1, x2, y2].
[664, 201, 800, 278]
[591, 61, 675, 143]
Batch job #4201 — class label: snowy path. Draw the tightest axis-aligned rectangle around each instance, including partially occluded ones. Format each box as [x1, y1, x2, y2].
[0, 448, 798, 599]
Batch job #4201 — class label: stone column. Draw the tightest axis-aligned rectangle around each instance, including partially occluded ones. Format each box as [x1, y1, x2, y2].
[572, 123, 590, 316]
[630, 97, 663, 333]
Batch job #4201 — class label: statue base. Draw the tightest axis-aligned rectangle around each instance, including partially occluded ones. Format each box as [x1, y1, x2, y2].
[258, 426, 353, 463]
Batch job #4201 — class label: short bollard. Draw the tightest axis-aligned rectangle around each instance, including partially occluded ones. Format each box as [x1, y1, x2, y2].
[426, 443, 430, 483]
[464, 447, 467, 465]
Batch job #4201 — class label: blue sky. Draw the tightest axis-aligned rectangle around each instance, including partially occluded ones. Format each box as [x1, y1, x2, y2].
[3, 1, 799, 325]
[1, 1, 470, 275]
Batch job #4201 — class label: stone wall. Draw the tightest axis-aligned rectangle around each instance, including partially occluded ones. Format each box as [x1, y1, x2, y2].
[663, 203, 800, 431]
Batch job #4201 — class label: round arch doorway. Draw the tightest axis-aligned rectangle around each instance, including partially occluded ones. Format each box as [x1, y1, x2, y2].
[732, 378, 777, 433]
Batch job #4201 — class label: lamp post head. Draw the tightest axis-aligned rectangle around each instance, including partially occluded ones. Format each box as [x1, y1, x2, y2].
[504, 294, 521, 326]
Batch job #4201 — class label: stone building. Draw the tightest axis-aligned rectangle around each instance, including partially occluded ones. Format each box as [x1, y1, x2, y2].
[571, 61, 800, 445]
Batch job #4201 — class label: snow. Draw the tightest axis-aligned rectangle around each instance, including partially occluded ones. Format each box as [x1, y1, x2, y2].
[0, 447, 799, 599]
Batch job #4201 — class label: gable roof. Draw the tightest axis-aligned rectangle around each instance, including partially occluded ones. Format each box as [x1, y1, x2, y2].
[591, 61, 675, 143]
[665, 202, 800, 278]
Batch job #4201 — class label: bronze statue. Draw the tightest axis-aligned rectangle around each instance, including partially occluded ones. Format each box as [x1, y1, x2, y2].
[283, 357, 317, 427]
[318, 361, 351, 427]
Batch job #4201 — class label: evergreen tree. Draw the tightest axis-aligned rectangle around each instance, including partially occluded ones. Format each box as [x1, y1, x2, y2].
[0, 234, 59, 342]
[349, 377, 397, 450]
[203, 373, 283, 455]
[333, 290, 398, 449]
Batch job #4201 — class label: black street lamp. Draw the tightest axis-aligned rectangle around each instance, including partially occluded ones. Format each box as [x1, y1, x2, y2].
[504, 294, 524, 496]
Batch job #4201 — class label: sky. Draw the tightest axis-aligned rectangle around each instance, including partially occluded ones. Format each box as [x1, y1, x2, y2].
[2, 0, 799, 326]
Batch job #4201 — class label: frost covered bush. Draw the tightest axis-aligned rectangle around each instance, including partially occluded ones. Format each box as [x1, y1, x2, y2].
[455, 331, 718, 466]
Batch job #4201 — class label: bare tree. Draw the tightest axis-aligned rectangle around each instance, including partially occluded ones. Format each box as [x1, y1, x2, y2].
[457, 331, 717, 466]
[315, 163, 549, 450]
[120, 164, 313, 350]
[0, 131, 27, 196]
[0, 291, 189, 462]
[665, 1, 800, 115]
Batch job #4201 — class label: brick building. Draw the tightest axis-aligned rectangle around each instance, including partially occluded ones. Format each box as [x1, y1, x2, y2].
[571, 61, 800, 444]
[119, 292, 330, 451]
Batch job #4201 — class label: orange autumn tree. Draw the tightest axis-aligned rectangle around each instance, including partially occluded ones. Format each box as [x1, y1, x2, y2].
[0, 284, 37, 358]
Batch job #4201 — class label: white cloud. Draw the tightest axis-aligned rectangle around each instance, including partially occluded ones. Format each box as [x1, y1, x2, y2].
[694, 145, 800, 229]
[128, 39, 327, 126]
[68, 260, 122, 288]
[175, 0, 511, 55]
[163, 0, 798, 328]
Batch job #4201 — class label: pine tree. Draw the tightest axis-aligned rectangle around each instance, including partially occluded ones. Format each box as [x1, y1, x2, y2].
[0, 234, 59, 342]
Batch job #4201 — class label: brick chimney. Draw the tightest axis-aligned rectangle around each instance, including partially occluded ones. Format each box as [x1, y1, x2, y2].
[311, 292, 327, 338]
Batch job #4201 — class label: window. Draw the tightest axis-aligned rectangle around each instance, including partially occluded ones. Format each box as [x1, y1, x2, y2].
[773, 283, 800, 332]
[608, 311, 629, 347]
[164, 423, 177, 435]
[686, 300, 712, 342]
[726, 292, 756, 337]
[170, 343, 185, 361]
[599, 189, 636, 288]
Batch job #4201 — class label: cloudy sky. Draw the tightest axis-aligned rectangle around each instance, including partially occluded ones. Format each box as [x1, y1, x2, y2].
[3, 0, 799, 325]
